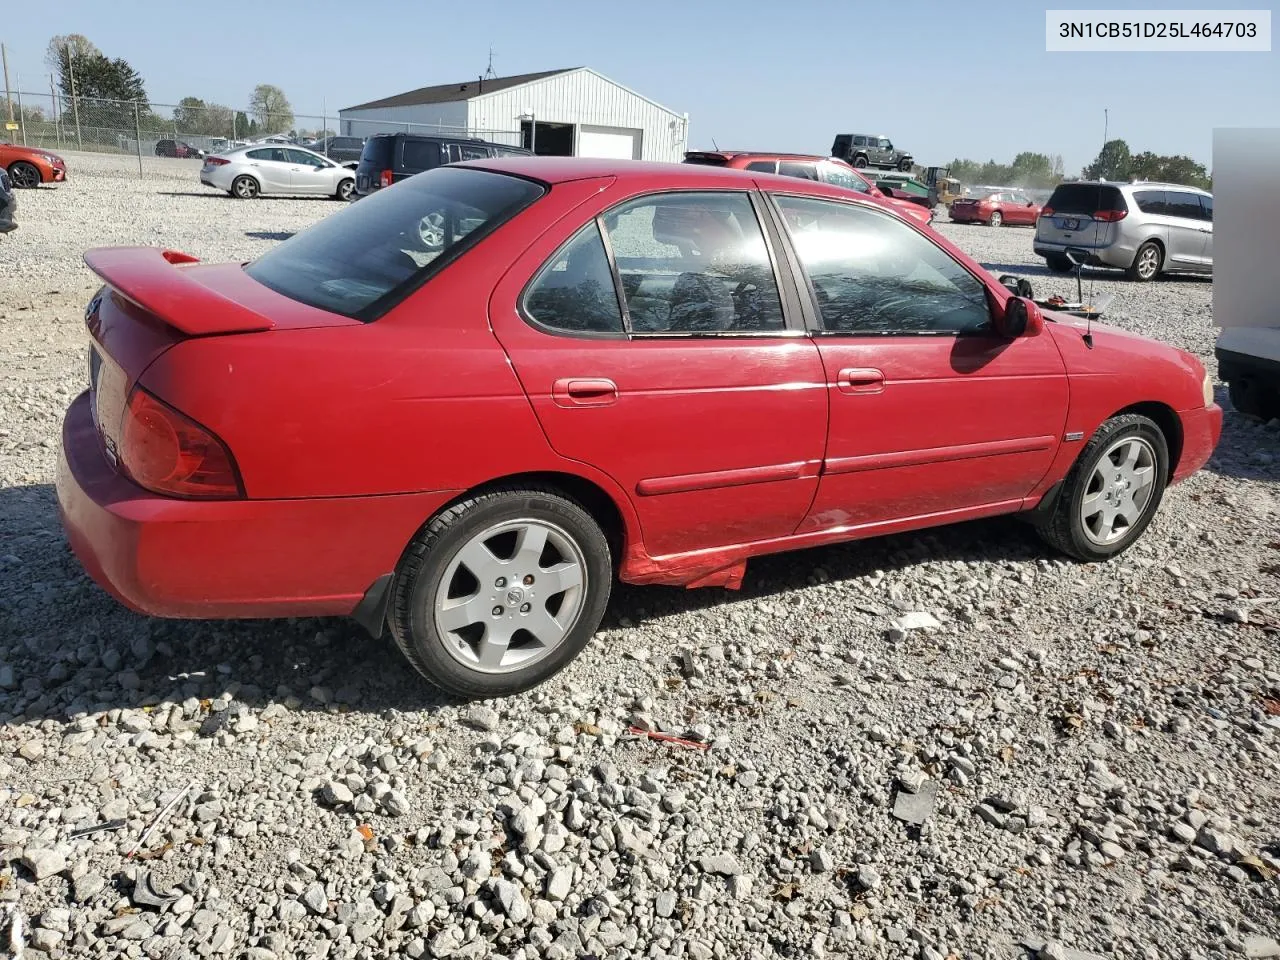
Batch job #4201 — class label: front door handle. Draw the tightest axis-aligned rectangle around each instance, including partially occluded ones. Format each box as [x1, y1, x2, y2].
[836, 367, 885, 395]
[553, 378, 618, 407]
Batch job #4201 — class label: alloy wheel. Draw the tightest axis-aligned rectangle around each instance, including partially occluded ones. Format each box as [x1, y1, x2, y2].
[432, 519, 588, 674]
[1079, 436, 1157, 545]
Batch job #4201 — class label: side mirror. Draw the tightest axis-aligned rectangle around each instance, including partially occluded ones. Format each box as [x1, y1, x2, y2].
[995, 296, 1043, 338]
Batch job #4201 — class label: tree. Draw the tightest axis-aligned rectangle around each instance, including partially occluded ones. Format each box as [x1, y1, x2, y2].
[45, 34, 99, 74]
[50, 41, 149, 104]
[249, 84, 293, 134]
[173, 96, 208, 131]
[1083, 139, 1131, 180]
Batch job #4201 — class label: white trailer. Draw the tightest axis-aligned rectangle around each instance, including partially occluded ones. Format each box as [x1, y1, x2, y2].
[1213, 128, 1280, 421]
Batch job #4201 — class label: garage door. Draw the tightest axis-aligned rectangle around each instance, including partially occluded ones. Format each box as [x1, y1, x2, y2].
[577, 125, 642, 160]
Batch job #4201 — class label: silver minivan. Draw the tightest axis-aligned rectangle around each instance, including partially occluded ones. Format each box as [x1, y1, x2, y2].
[1034, 181, 1213, 281]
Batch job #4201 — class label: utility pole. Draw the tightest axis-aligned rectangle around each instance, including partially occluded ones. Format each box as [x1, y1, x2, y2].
[66, 42, 82, 149]
[1, 43, 14, 127]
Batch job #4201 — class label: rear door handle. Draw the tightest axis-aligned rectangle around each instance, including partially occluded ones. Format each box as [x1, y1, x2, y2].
[836, 367, 885, 395]
[553, 378, 618, 407]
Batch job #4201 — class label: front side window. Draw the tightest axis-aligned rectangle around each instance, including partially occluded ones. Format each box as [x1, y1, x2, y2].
[287, 149, 328, 168]
[523, 223, 625, 335]
[745, 160, 776, 173]
[246, 148, 283, 162]
[818, 162, 871, 193]
[778, 161, 819, 181]
[773, 194, 991, 335]
[878, 138, 892, 149]
[245, 166, 544, 320]
[1199, 194, 1213, 220]
[601, 192, 786, 334]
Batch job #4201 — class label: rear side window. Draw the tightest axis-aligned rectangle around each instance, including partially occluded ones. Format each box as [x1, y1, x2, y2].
[523, 223, 625, 335]
[359, 137, 394, 166]
[402, 139, 444, 171]
[244, 166, 544, 321]
[1132, 189, 1167, 215]
[745, 160, 776, 173]
[1046, 183, 1126, 215]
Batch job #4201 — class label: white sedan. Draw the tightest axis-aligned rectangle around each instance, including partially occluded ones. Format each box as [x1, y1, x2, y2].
[200, 144, 356, 201]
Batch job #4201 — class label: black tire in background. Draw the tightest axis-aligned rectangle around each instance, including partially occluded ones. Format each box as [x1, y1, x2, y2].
[1045, 254, 1074, 273]
[7, 161, 41, 189]
[1228, 377, 1280, 421]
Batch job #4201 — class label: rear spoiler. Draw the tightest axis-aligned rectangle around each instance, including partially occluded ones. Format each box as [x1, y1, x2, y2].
[83, 246, 275, 336]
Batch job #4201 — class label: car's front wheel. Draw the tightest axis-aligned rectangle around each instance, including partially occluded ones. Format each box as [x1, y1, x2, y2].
[1035, 413, 1169, 562]
[8, 161, 41, 189]
[388, 487, 613, 699]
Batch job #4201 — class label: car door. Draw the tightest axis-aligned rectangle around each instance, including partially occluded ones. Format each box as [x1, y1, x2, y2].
[284, 149, 333, 194]
[1162, 190, 1208, 268]
[766, 192, 1068, 534]
[244, 148, 291, 193]
[488, 187, 829, 560]
[1008, 193, 1034, 224]
[876, 139, 894, 166]
[1196, 194, 1213, 268]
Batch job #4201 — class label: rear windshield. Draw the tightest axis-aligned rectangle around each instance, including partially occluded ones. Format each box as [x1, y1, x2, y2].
[1047, 183, 1126, 214]
[358, 136, 394, 166]
[244, 166, 544, 321]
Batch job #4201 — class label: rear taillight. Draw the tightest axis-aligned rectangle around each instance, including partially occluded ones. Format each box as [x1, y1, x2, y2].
[380, 169, 393, 188]
[205, 157, 230, 166]
[120, 388, 243, 499]
[1093, 209, 1127, 221]
[1040, 206, 1054, 217]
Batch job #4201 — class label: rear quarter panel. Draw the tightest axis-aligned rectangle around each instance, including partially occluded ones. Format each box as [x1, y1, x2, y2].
[137, 176, 627, 505]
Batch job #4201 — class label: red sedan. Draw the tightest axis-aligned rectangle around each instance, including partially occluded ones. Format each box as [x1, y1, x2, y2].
[56, 159, 1222, 698]
[949, 190, 1042, 227]
[1, 141, 68, 188]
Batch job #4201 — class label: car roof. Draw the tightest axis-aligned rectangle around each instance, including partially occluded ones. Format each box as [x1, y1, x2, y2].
[685, 151, 835, 162]
[1058, 180, 1210, 194]
[457, 157, 897, 209]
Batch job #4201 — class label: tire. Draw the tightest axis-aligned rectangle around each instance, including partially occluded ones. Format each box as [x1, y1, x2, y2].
[1045, 254, 1074, 273]
[1035, 414, 1169, 562]
[388, 486, 613, 699]
[1228, 377, 1280, 421]
[1126, 240, 1162, 282]
[989, 210, 1003, 227]
[335, 178, 354, 201]
[8, 161, 41, 189]
[852, 155, 868, 168]
[231, 175, 259, 199]
[898, 158, 913, 171]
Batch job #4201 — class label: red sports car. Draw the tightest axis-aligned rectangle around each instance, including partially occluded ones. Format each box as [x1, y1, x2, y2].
[56, 159, 1221, 698]
[1, 141, 68, 188]
[949, 189, 1042, 227]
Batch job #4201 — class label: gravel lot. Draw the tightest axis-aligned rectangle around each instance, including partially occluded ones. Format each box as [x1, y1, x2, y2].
[2, 153, 1278, 960]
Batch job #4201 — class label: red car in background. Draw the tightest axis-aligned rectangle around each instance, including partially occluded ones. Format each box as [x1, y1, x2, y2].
[56, 158, 1221, 699]
[950, 189, 1042, 227]
[683, 151, 934, 226]
[1, 141, 68, 188]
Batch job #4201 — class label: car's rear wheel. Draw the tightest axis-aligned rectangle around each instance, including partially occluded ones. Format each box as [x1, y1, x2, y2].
[335, 178, 354, 201]
[231, 175, 259, 199]
[852, 156, 868, 168]
[8, 161, 41, 189]
[1127, 241, 1162, 281]
[988, 210, 1003, 227]
[1045, 254, 1074, 273]
[1035, 413, 1168, 562]
[388, 487, 613, 699]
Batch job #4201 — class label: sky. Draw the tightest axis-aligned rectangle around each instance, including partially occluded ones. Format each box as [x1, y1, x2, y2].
[2, 0, 1276, 173]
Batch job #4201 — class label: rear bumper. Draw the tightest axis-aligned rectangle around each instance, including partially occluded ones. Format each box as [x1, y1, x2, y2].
[56, 391, 458, 621]
[1034, 238, 1136, 270]
[1172, 402, 1224, 484]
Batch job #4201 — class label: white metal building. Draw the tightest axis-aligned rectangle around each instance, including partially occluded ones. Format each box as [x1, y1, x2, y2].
[339, 67, 689, 163]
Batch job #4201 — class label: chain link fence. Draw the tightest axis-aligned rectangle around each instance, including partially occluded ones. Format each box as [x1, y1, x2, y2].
[3, 91, 522, 178]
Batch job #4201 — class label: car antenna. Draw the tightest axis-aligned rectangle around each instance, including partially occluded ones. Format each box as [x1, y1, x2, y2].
[711, 137, 719, 151]
[1080, 108, 1109, 350]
